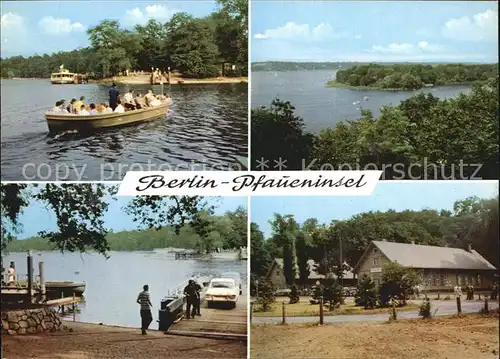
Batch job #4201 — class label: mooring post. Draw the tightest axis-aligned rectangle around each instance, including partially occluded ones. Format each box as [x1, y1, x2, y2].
[39, 262, 46, 302]
[73, 292, 76, 321]
[319, 297, 324, 325]
[456, 295, 462, 314]
[61, 292, 65, 314]
[27, 251, 33, 303]
[484, 298, 489, 313]
[392, 300, 397, 321]
[282, 301, 286, 325]
[250, 302, 253, 324]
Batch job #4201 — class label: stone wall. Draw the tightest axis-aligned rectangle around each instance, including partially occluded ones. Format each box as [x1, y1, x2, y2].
[1, 308, 62, 335]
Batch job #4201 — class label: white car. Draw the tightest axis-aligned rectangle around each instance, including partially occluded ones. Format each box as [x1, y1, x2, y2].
[221, 272, 243, 294]
[205, 278, 239, 308]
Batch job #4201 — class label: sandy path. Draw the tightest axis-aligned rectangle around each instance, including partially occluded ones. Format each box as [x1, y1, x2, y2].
[2, 321, 246, 359]
[251, 314, 499, 359]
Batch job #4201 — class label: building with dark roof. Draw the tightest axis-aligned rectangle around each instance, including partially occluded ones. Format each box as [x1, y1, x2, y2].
[353, 240, 497, 291]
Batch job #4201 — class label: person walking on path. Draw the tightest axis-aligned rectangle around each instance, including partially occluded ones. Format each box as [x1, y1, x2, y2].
[109, 82, 119, 111]
[137, 284, 153, 335]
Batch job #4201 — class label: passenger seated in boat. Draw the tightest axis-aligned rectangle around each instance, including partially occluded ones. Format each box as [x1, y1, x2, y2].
[74, 96, 85, 112]
[51, 100, 69, 113]
[114, 99, 125, 113]
[124, 90, 134, 104]
[96, 103, 106, 113]
[67, 98, 77, 113]
[144, 89, 155, 107]
[78, 104, 90, 115]
[134, 93, 143, 109]
[88, 103, 98, 115]
[149, 95, 162, 107]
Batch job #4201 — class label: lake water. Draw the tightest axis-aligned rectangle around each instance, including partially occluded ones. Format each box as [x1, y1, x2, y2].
[251, 69, 472, 133]
[3, 250, 247, 328]
[1, 80, 248, 180]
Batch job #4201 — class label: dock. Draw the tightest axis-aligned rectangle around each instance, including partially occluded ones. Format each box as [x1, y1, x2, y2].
[167, 288, 247, 339]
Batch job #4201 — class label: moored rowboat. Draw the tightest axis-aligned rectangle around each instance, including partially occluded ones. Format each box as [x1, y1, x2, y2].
[45, 100, 171, 132]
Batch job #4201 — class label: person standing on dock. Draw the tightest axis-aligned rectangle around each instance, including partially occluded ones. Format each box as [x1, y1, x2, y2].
[109, 83, 119, 111]
[193, 281, 202, 316]
[183, 280, 199, 319]
[7, 262, 16, 285]
[137, 284, 153, 335]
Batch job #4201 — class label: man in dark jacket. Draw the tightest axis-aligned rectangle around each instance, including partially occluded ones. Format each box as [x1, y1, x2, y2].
[183, 280, 197, 319]
[109, 83, 119, 111]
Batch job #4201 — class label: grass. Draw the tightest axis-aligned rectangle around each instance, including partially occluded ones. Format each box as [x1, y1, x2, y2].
[252, 300, 420, 317]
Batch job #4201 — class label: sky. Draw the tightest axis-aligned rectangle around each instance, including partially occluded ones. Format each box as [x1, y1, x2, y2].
[0, 1, 218, 58]
[251, 1, 499, 62]
[251, 182, 499, 238]
[16, 194, 247, 239]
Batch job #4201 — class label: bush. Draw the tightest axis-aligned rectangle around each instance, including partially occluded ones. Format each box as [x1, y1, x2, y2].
[419, 298, 432, 319]
[288, 284, 300, 304]
[257, 279, 275, 312]
[355, 274, 378, 309]
[379, 262, 420, 306]
[323, 281, 343, 311]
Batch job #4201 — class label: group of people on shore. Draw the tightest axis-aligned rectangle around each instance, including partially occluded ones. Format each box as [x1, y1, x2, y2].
[49, 83, 171, 116]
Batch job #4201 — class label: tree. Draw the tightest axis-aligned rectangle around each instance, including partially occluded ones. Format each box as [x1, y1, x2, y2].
[270, 214, 298, 285]
[257, 279, 275, 312]
[295, 232, 310, 286]
[250, 223, 272, 278]
[323, 280, 343, 310]
[251, 99, 314, 170]
[288, 284, 300, 304]
[354, 274, 378, 309]
[1, 184, 214, 258]
[379, 262, 420, 306]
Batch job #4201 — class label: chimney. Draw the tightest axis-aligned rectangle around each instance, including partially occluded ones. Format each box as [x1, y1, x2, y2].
[467, 243, 472, 252]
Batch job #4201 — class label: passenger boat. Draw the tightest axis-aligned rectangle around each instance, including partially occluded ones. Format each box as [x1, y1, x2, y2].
[45, 281, 86, 297]
[50, 65, 87, 84]
[45, 100, 171, 133]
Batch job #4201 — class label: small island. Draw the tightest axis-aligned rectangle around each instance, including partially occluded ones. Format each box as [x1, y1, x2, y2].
[327, 63, 498, 91]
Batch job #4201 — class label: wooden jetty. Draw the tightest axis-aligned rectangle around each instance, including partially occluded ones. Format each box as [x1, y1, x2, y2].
[166, 286, 247, 339]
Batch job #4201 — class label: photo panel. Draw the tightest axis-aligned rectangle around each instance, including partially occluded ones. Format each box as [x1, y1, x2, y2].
[250, 181, 499, 358]
[1, 0, 249, 181]
[1, 183, 248, 358]
[250, 1, 499, 179]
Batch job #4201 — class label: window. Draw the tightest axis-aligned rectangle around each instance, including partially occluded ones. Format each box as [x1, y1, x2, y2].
[373, 257, 379, 266]
[477, 274, 482, 286]
[464, 276, 468, 285]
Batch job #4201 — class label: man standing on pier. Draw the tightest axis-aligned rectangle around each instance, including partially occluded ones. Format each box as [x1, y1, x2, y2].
[137, 284, 153, 335]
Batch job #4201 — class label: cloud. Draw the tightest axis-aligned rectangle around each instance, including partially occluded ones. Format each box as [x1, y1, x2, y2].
[253, 21, 349, 42]
[122, 4, 177, 26]
[39, 16, 86, 35]
[371, 41, 442, 54]
[442, 8, 498, 42]
[1, 13, 28, 56]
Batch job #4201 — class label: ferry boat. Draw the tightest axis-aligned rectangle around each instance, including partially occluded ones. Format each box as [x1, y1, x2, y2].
[51, 65, 86, 84]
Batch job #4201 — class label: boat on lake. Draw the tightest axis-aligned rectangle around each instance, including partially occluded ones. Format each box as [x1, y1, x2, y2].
[45, 100, 171, 133]
[50, 65, 86, 85]
[45, 281, 86, 297]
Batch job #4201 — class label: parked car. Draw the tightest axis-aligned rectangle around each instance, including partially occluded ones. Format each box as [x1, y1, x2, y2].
[274, 288, 291, 296]
[221, 271, 242, 294]
[205, 278, 239, 309]
[343, 287, 357, 297]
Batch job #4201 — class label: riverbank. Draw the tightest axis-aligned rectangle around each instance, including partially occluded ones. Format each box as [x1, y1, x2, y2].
[251, 313, 499, 359]
[326, 79, 484, 91]
[91, 74, 248, 85]
[1, 321, 247, 359]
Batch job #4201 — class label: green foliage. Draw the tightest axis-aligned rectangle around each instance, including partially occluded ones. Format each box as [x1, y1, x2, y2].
[419, 298, 432, 319]
[251, 99, 314, 170]
[295, 232, 310, 286]
[335, 63, 498, 90]
[288, 284, 300, 304]
[1, 0, 247, 79]
[251, 62, 367, 72]
[250, 223, 273, 278]
[257, 279, 276, 312]
[379, 262, 420, 307]
[270, 214, 299, 285]
[252, 76, 499, 179]
[323, 281, 343, 310]
[355, 274, 378, 309]
[312, 286, 323, 301]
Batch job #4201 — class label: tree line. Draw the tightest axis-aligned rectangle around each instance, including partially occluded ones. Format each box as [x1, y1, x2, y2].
[250, 195, 499, 294]
[251, 62, 365, 72]
[6, 207, 247, 253]
[332, 63, 498, 90]
[0, 0, 247, 79]
[251, 76, 499, 179]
